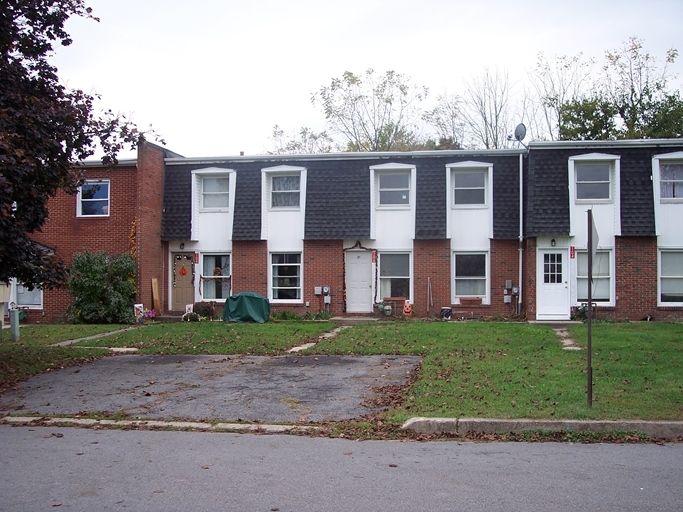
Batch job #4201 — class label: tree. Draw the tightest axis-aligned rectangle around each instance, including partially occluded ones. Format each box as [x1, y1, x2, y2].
[67, 250, 136, 324]
[559, 96, 619, 140]
[557, 37, 683, 140]
[0, 0, 158, 290]
[422, 93, 465, 149]
[311, 69, 428, 151]
[461, 68, 514, 149]
[530, 53, 595, 140]
[602, 37, 679, 139]
[268, 124, 336, 154]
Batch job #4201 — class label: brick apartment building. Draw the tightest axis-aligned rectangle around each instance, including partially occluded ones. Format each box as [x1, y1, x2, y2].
[6, 138, 683, 323]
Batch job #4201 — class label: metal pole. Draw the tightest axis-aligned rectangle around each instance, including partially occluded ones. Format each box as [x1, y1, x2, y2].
[587, 210, 593, 408]
[10, 309, 20, 342]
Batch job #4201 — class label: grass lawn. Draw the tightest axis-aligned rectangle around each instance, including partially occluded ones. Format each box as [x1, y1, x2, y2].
[308, 321, 683, 422]
[2, 320, 681, 423]
[75, 320, 335, 355]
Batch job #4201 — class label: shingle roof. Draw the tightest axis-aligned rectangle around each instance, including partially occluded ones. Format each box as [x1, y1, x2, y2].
[525, 144, 680, 237]
[304, 159, 370, 239]
[526, 149, 571, 237]
[161, 165, 192, 240]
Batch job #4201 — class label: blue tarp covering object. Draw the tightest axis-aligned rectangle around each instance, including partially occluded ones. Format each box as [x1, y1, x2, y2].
[222, 292, 270, 323]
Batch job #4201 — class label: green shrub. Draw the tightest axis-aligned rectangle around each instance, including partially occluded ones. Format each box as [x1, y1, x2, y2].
[193, 301, 220, 320]
[67, 251, 136, 324]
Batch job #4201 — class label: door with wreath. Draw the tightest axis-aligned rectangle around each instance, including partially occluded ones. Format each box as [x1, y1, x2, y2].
[172, 253, 195, 311]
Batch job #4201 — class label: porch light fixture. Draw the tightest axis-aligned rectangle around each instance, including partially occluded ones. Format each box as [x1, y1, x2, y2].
[551, 239, 556, 247]
[180, 243, 185, 250]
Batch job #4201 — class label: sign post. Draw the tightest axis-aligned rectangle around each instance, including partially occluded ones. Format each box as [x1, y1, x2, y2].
[586, 209, 598, 408]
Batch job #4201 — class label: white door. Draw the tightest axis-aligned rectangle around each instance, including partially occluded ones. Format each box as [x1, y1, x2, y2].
[536, 249, 570, 320]
[346, 251, 373, 313]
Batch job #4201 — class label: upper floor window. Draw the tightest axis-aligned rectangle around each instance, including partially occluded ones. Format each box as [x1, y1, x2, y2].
[272, 175, 300, 208]
[78, 180, 110, 217]
[575, 162, 611, 200]
[447, 161, 492, 210]
[453, 170, 486, 206]
[660, 161, 683, 200]
[370, 164, 415, 210]
[202, 176, 229, 209]
[378, 172, 410, 206]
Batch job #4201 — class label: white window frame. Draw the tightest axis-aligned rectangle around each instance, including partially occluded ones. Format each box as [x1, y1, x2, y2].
[575, 249, 614, 306]
[3, 278, 43, 312]
[653, 152, 683, 205]
[191, 168, 236, 241]
[452, 252, 489, 304]
[77, 179, 110, 217]
[201, 176, 230, 210]
[192, 168, 234, 213]
[568, 154, 619, 206]
[269, 252, 303, 303]
[370, 163, 416, 210]
[262, 166, 307, 212]
[271, 174, 301, 209]
[200, 253, 231, 302]
[659, 250, 683, 306]
[446, 161, 493, 210]
[378, 252, 412, 301]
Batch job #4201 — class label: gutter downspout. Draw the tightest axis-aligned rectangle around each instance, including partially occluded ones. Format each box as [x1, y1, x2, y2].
[518, 152, 524, 317]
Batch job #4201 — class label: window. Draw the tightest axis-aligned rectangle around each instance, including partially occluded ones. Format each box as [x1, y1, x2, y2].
[543, 253, 563, 284]
[379, 253, 410, 300]
[661, 162, 683, 200]
[78, 180, 110, 216]
[453, 170, 486, 206]
[271, 175, 300, 208]
[575, 162, 611, 200]
[577, 251, 611, 302]
[202, 176, 229, 209]
[271, 253, 301, 300]
[378, 172, 410, 206]
[16, 283, 42, 308]
[202, 254, 231, 300]
[660, 251, 683, 303]
[454, 253, 486, 296]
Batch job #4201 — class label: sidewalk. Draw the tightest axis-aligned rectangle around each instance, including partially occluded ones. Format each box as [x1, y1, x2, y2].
[401, 417, 683, 438]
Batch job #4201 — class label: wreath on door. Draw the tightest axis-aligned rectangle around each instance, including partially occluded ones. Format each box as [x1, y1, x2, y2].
[179, 267, 188, 276]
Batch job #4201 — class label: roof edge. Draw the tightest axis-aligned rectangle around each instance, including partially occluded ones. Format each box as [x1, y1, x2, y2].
[165, 148, 526, 166]
[529, 138, 683, 150]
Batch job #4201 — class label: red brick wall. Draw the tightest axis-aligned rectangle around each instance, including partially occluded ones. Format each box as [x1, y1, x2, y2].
[612, 236, 682, 321]
[232, 241, 268, 297]
[413, 239, 451, 317]
[302, 240, 344, 316]
[612, 237, 658, 320]
[135, 142, 167, 313]
[30, 165, 138, 322]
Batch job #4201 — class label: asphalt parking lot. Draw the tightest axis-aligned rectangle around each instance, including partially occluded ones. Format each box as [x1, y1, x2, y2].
[0, 354, 422, 423]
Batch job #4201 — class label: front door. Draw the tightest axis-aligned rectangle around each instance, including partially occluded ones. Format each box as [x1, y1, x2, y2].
[172, 253, 195, 311]
[536, 249, 570, 320]
[345, 251, 373, 313]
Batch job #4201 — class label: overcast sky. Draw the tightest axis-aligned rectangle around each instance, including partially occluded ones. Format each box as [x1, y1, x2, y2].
[50, 0, 683, 158]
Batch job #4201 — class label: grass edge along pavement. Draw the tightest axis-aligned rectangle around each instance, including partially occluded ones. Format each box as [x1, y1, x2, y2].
[2, 320, 682, 440]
